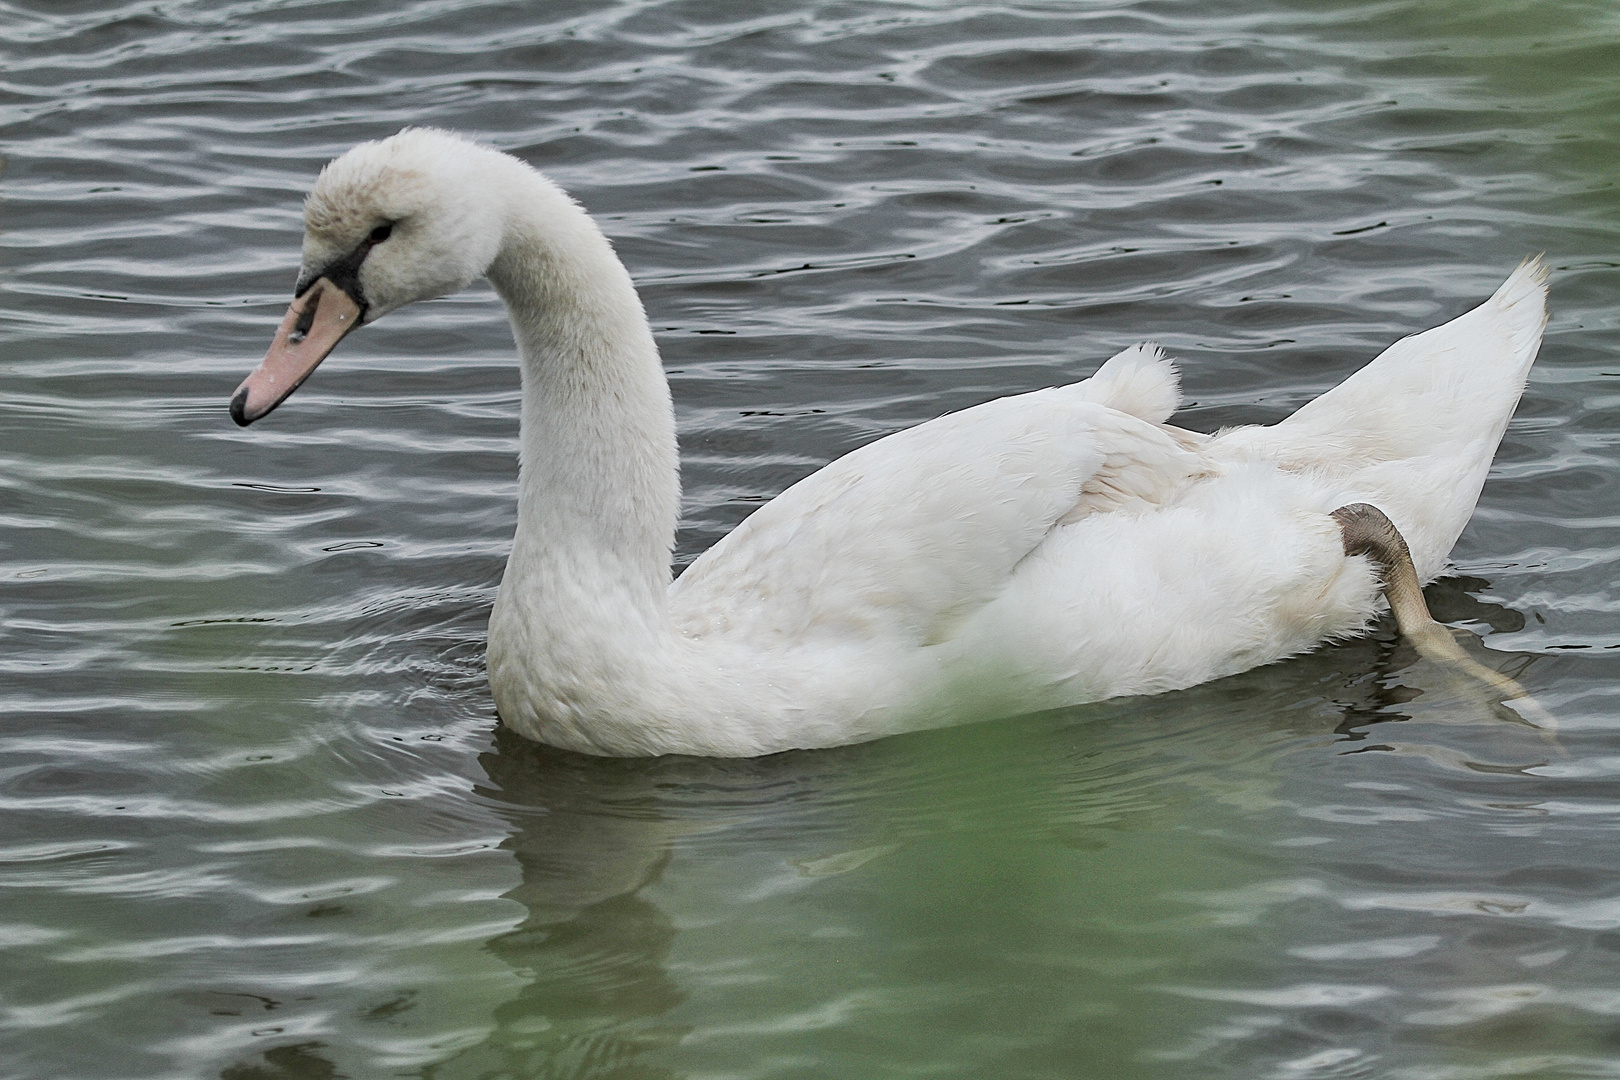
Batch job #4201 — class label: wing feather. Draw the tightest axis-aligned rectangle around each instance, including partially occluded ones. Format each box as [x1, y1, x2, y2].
[672, 347, 1213, 647]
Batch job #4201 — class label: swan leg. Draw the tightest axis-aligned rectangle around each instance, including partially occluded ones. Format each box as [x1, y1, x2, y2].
[1331, 503, 1556, 733]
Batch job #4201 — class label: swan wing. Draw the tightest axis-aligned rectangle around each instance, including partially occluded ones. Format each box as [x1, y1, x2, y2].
[671, 345, 1211, 647]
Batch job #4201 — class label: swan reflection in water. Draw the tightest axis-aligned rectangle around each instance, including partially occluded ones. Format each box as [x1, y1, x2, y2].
[402, 579, 1551, 1080]
[441, 733, 699, 1080]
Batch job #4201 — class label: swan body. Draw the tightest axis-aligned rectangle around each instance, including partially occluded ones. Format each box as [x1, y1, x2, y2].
[233, 129, 1549, 757]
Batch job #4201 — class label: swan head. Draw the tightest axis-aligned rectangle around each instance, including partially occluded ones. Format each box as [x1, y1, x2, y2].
[231, 128, 508, 425]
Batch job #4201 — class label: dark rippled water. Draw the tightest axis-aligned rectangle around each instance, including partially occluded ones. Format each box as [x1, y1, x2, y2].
[4, 1, 1620, 1077]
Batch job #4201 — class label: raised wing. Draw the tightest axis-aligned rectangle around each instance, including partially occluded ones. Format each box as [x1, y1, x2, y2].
[670, 346, 1212, 648]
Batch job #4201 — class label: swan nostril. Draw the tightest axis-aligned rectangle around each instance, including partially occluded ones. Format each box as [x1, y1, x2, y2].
[288, 288, 320, 344]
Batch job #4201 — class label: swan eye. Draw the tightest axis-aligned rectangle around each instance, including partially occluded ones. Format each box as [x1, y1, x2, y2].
[369, 223, 393, 244]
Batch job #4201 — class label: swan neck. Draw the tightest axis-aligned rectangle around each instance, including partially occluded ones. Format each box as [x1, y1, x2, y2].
[485, 170, 679, 610]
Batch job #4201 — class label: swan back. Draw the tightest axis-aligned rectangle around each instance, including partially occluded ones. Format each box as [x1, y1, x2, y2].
[671, 347, 1210, 649]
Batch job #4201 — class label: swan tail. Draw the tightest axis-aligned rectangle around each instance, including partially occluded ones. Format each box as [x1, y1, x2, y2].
[1074, 342, 1182, 425]
[1491, 253, 1555, 361]
[1218, 256, 1549, 580]
[1282, 255, 1549, 450]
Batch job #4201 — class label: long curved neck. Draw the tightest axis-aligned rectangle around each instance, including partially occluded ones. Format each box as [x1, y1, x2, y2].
[479, 163, 788, 756]
[485, 167, 679, 620]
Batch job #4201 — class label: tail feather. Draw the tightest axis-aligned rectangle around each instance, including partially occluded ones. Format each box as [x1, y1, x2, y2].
[1214, 256, 1550, 580]
[1492, 253, 1553, 361]
[1075, 342, 1182, 425]
[1281, 254, 1548, 451]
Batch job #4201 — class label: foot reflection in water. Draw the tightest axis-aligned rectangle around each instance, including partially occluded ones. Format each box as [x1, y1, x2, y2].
[1328, 578, 1555, 753]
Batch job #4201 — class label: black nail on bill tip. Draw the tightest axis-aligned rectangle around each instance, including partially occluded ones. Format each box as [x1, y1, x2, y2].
[230, 386, 252, 427]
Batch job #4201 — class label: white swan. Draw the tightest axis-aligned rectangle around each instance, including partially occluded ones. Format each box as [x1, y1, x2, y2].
[231, 129, 1549, 757]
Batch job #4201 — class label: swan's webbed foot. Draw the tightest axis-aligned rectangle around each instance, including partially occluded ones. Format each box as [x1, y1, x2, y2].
[1331, 502, 1555, 733]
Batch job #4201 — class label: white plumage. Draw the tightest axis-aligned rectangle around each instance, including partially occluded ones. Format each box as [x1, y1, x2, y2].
[238, 129, 1549, 757]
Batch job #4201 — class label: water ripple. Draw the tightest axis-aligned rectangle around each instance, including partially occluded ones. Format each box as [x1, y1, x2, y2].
[3, 0, 1620, 1077]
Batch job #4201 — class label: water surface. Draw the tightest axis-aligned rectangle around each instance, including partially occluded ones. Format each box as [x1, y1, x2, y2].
[3, 1, 1620, 1077]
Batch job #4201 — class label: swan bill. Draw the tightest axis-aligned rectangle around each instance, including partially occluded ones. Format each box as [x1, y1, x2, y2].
[230, 277, 363, 426]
